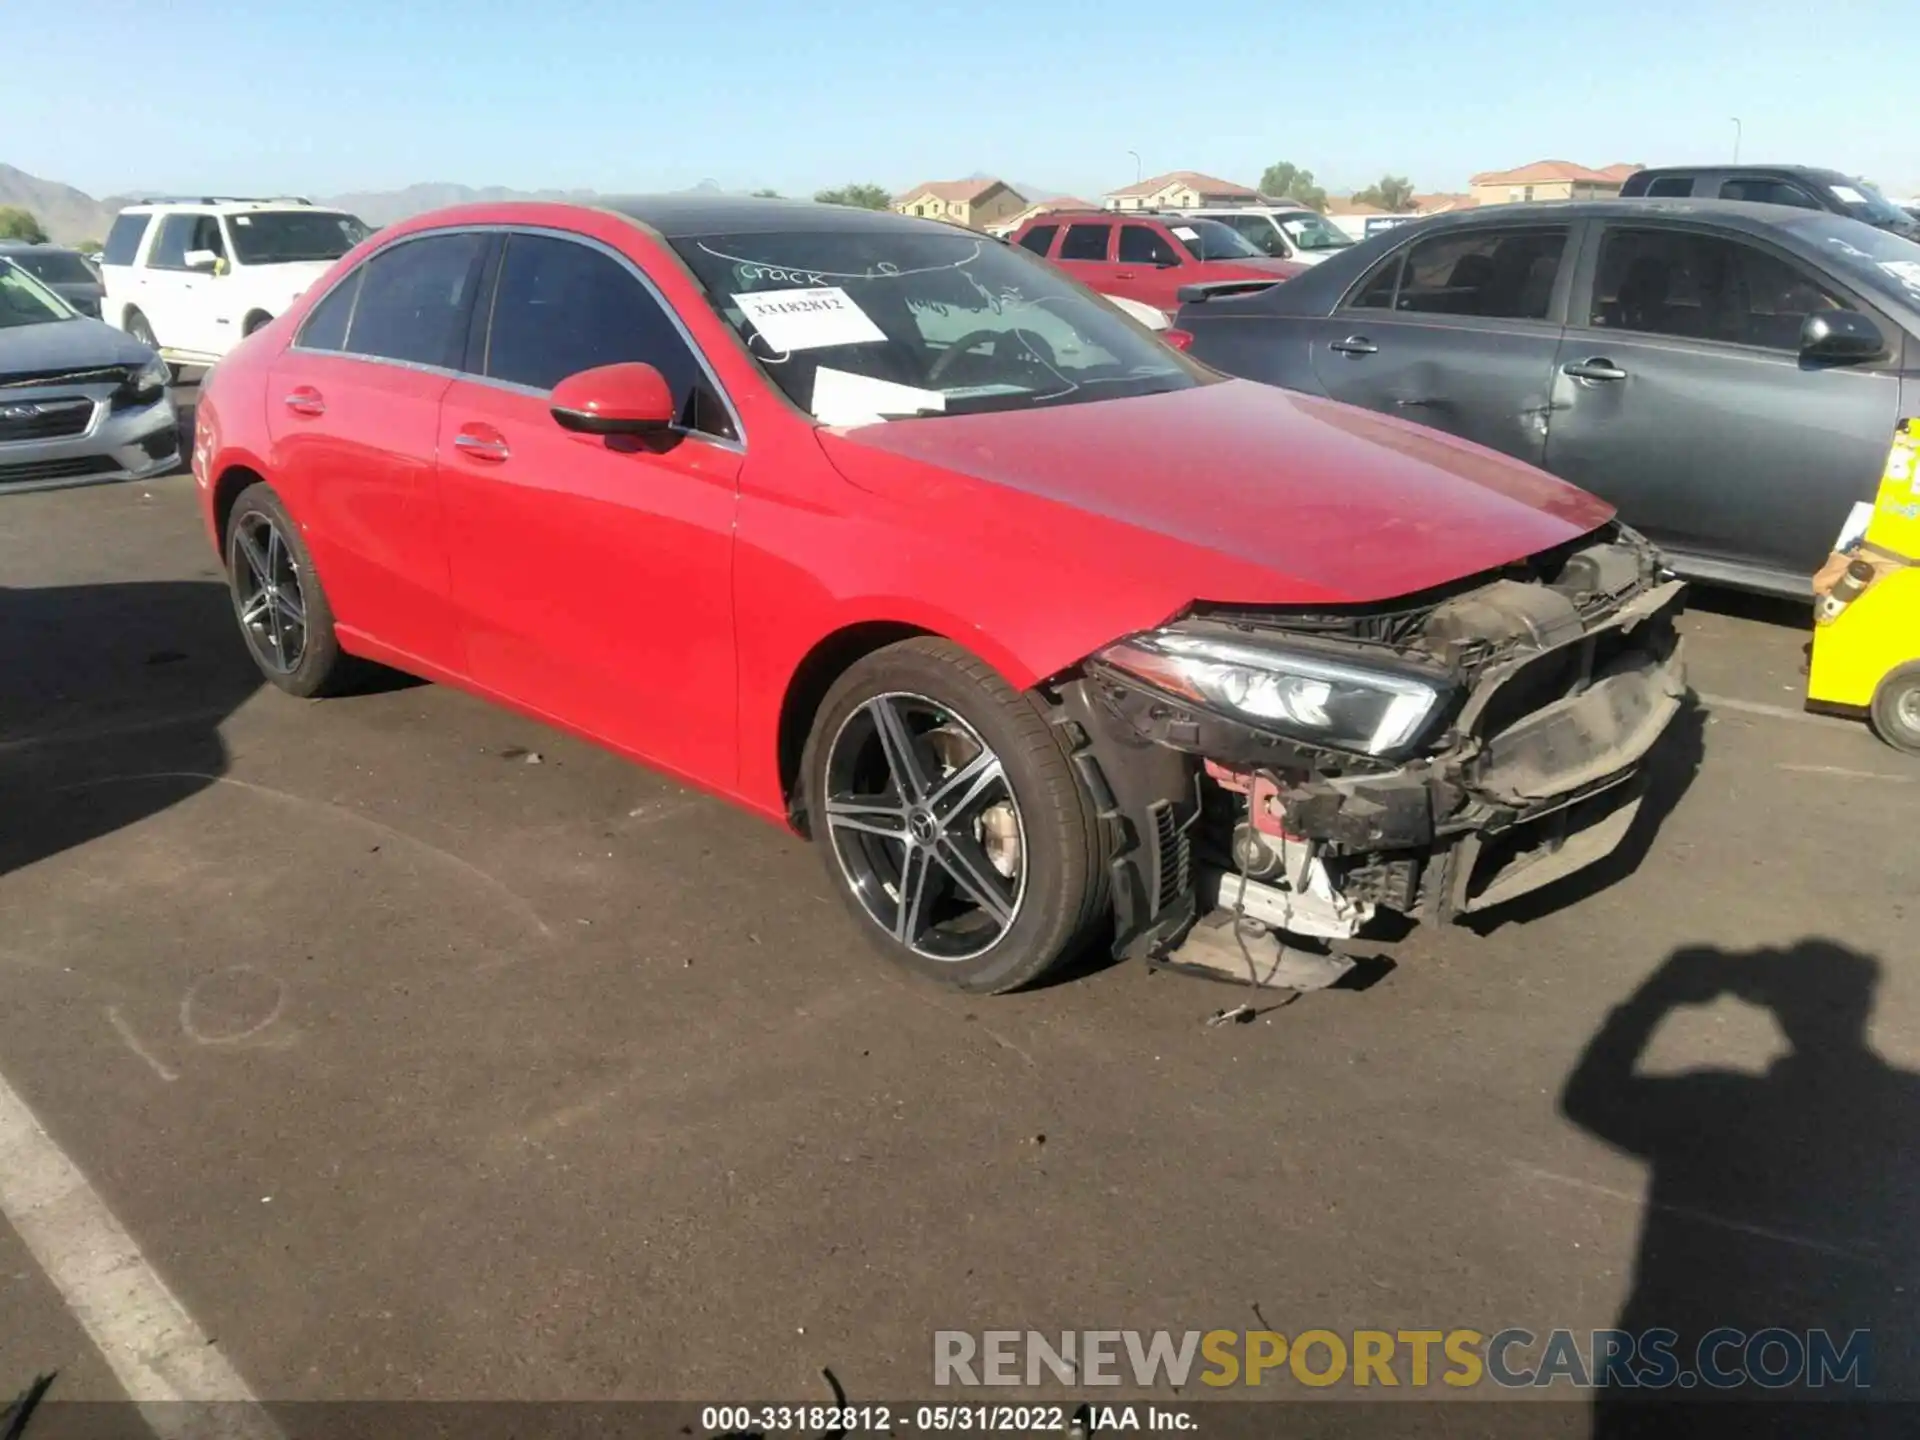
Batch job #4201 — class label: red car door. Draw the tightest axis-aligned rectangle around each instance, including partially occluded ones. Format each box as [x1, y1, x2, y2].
[436, 230, 743, 785]
[264, 231, 488, 672]
[1113, 222, 1188, 310]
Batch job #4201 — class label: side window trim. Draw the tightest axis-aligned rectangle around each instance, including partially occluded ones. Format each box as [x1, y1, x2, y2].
[472, 226, 746, 450]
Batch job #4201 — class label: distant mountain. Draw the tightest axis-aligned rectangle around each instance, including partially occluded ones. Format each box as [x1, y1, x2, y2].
[0, 164, 118, 244]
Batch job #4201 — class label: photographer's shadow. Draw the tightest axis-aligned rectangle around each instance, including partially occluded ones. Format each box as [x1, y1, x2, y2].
[1561, 940, 1920, 1432]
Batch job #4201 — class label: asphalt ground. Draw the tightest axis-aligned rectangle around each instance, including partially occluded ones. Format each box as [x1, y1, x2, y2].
[2, 389, 1916, 1434]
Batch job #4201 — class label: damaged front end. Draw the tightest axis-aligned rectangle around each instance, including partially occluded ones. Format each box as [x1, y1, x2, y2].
[1056, 526, 1687, 983]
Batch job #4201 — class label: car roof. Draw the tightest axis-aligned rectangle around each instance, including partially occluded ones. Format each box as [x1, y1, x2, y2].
[116, 198, 332, 214]
[1630, 163, 1848, 182]
[1390, 197, 1856, 234]
[600, 195, 943, 237]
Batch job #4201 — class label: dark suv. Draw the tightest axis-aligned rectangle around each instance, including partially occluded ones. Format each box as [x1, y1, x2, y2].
[1620, 165, 1918, 238]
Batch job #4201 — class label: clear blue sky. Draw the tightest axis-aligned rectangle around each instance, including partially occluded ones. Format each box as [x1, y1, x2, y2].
[11, 0, 1918, 201]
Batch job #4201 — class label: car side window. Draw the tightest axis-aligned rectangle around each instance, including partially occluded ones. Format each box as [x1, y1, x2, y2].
[1058, 224, 1111, 261]
[1347, 252, 1403, 309]
[1718, 178, 1822, 209]
[295, 270, 363, 351]
[1227, 216, 1288, 257]
[1118, 225, 1179, 266]
[1393, 227, 1567, 320]
[1589, 227, 1848, 351]
[103, 213, 151, 266]
[483, 233, 735, 440]
[146, 216, 198, 271]
[1644, 177, 1695, 198]
[343, 232, 486, 369]
[1017, 224, 1058, 256]
[194, 217, 227, 260]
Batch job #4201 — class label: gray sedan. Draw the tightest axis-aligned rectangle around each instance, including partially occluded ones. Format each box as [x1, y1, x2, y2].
[1176, 199, 1920, 596]
[2, 257, 178, 494]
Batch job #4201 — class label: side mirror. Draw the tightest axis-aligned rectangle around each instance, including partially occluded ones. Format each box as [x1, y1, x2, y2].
[183, 249, 220, 273]
[550, 362, 676, 436]
[1800, 310, 1885, 362]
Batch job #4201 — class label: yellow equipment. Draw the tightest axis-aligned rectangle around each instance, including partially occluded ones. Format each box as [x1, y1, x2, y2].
[1808, 419, 1920, 755]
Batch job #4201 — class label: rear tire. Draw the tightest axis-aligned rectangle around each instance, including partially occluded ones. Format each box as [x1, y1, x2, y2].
[801, 637, 1108, 993]
[224, 482, 351, 698]
[1870, 664, 1920, 756]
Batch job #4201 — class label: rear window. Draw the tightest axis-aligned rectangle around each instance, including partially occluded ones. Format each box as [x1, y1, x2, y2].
[103, 213, 151, 266]
[1644, 177, 1695, 198]
[1393, 227, 1568, 320]
[1017, 224, 1058, 255]
[1058, 224, 1110, 261]
[10, 250, 95, 285]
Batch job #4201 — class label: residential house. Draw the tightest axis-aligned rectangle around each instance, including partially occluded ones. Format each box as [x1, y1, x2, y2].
[1410, 192, 1480, 215]
[1468, 161, 1641, 206]
[891, 179, 1028, 231]
[987, 196, 1099, 237]
[1103, 171, 1261, 211]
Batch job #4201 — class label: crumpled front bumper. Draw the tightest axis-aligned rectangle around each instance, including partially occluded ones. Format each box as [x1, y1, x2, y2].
[1062, 564, 1689, 956]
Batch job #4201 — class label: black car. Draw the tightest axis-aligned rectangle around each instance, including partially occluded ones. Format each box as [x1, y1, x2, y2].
[1619, 165, 1919, 239]
[1176, 200, 1920, 597]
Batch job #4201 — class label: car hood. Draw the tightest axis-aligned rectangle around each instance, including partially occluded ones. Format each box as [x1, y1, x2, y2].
[819, 379, 1613, 608]
[0, 317, 156, 378]
[247, 259, 337, 304]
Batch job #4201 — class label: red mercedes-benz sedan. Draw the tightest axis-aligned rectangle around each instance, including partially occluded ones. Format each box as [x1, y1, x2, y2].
[193, 196, 1686, 995]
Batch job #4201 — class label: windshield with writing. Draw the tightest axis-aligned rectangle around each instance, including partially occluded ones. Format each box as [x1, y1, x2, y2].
[227, 211, 370, 265]
[1831, 180, 1916, 230]
[0, 259, 75, 328]
[671, 229, 1207, 423]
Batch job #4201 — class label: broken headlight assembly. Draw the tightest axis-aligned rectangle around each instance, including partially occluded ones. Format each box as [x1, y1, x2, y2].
[1095, 629, 1455, 758]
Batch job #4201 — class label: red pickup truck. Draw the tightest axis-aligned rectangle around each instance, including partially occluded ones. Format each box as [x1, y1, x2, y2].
[1009, 210, 1305, 312]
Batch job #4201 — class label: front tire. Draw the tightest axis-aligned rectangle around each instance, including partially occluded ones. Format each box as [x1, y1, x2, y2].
[1871, 664, 1920, 756]
[224, 483, 349, 697]
[801, 637, 1108, 993]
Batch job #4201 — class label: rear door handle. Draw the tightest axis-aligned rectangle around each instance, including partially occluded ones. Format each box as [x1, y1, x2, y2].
[282, 387, 325, 417]
[1563, 357, 1628, 382]
[454, 427, 510, 462]
[1330, 335, 1378, 355]
[1113, 270, 1137, 280]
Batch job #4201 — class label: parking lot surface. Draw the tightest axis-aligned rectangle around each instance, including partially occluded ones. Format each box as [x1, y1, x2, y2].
[3, 417, 1917, 1421]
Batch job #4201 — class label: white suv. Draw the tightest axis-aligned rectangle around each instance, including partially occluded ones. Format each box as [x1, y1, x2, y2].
[99, 199, 370, 366]
[1170, 206, 1357, 266]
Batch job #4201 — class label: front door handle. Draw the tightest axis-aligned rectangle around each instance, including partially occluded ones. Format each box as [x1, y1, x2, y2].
[1113, 270, 1136, 280]
[1330, 335, 1378, 355]
[282, 386, 325, 417]
[454, 428, 510, 462]
[1563, 357, 1628, 382]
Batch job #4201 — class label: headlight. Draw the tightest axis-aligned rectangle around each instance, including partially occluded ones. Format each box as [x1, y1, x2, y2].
[1096, 629, 1451, 758]
[111, 356, 171, 411]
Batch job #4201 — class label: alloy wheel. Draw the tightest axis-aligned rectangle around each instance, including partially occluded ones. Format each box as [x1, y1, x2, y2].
[1900, 686, 1920, 734]
[232, 513, 307, 674]
[823, 693, 1027, 961]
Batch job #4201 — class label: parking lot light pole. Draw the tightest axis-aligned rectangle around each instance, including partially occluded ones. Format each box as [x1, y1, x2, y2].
[1128, 150, 1142, 185]
[1731, 116, 1742, 162]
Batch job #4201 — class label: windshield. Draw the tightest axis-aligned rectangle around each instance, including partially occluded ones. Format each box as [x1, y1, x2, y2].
[1826, 179, 1913, 229]
[1277, 213, 1354, 251]
[671, 228, 1207, 424]
[226, 210, 370, 265]
[1801, 217, 1920, 306]
[9, 249, 97, 285]
[0, 258, 76, 327]
[1168, 218, 1261, 261]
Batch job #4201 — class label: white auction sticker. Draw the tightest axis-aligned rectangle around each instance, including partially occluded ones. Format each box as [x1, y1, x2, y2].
[731, 287, 885, 351]
[1171, 226, 1199, 240]
[1831, 185, 1867, 205]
